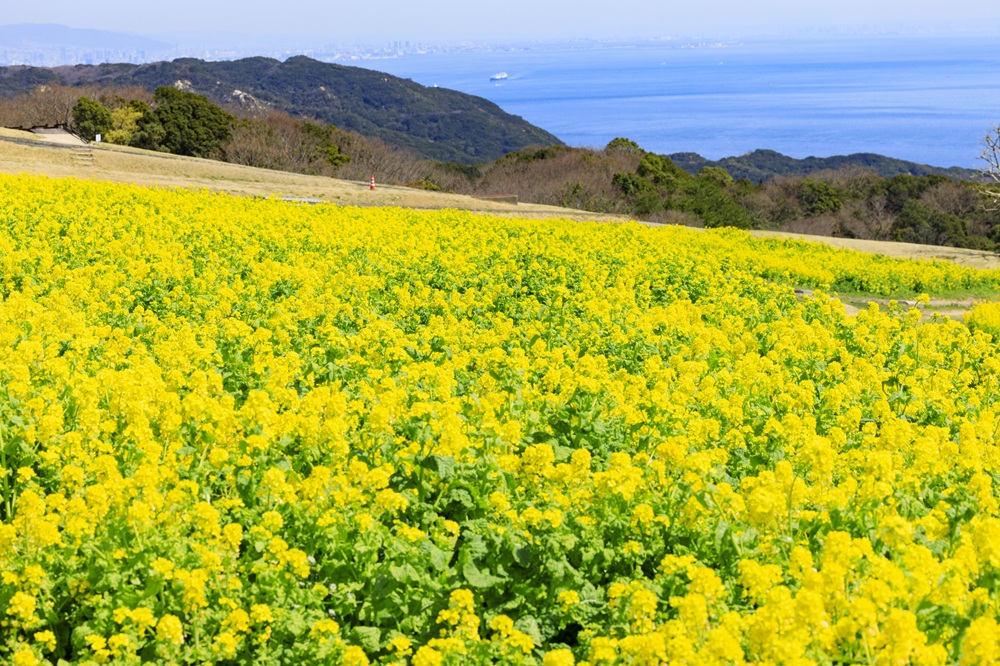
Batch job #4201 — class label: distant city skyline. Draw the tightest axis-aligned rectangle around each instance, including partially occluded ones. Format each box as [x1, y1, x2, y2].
[2, 0, 1000, 44]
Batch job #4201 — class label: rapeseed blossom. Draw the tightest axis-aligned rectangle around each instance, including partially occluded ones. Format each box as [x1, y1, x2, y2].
[0, 173, 999, 663]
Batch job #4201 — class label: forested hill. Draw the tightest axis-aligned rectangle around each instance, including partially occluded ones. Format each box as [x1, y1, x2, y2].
[668, 149, 980, 182]
[0, 56, 563, 164]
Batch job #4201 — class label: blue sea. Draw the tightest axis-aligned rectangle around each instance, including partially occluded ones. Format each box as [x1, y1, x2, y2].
[359, 36, 1000, 169]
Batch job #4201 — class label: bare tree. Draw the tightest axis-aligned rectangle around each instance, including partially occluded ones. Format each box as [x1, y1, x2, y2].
[0, 85, 78, 128]
[920, 181, 979, 218]
[861, 195, 897, 240]
[980, 125, 1000, 209]
[0, 84, 153, 131]
[334, 132, 429, 184]
[221, 112, 318, 171]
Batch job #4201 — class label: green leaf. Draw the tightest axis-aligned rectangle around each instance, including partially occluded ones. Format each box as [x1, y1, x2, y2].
[445, 487, 474, 510]
[425, 543, 452, 572]
[460, 528, 489, 558]
[515, 615, 543, 646]
[372, 574, 397, 600]
[351, 626, 381, 652]
[422, 455, 455, 480]
[462, 561, 505, 588]
[552, 444, 573, 462]
[284, 610, 309, 636]
[388, 563, 419, 583]
[714, 520, 731, 552]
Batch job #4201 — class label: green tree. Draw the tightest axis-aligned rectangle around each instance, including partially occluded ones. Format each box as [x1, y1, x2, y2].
[612, 172, 660, 217]
[71, 96, 112, 142]
[878, 174, 949, 214]
[133, 87, 234, 158]
[679, 178, 755, 229]
[697, 166, 734, 187]
[795, 179, 844, 216]
[637, 153, 683, 189]
[605, 137, 642, 153]
[892, 199, 967, 246]
[612, 172, 651, 197]
[300, 122, 351, 169]
[106, 100, 149, 145]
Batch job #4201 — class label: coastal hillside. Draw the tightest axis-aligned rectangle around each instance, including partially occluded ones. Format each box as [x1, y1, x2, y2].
[2, 68, 996, 252]
[0, 57, 563, 164]
[668, 148, 980, 182]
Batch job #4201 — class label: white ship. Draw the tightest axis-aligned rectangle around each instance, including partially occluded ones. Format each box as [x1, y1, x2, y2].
[490, 71, 508, 82]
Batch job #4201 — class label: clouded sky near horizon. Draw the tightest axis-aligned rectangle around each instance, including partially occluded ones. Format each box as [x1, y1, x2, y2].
[5, 0, 1000, 42]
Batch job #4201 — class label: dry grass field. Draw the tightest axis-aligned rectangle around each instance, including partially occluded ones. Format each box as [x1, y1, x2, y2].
[0, 128, 623, 221]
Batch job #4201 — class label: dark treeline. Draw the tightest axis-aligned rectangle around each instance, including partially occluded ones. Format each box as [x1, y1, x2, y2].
[3, 84, 997, 250]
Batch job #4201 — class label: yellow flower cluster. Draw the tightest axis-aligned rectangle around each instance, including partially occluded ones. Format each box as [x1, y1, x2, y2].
[1, 173, 1000, 664]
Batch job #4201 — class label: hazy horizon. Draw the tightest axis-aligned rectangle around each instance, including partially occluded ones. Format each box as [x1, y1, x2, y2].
[2, 1, 1000, 45]
[2, 9, 998, 170]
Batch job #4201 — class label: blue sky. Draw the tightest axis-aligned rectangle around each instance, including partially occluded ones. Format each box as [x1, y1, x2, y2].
[5, 0, 1000, 42]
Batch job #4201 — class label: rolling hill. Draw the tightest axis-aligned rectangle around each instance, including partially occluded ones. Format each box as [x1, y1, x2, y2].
[0, 56, 563, 164]
[668, 148, 980, 182]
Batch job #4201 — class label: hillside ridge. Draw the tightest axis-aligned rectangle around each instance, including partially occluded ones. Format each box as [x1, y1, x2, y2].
[668, 148, 980, 181]
[0, 56, 563, 164]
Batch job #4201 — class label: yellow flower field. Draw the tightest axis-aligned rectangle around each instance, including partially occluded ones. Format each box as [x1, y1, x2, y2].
[3, 172, 1000, 665]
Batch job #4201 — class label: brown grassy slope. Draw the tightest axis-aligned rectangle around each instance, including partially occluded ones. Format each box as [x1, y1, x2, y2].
[0, 129, 623, 221]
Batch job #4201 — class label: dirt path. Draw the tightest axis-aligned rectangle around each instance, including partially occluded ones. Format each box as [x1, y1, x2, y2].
[763, 229, 1000, 320]
[842, 298, 976, 321]
[795, 288, 980, 321]
[751, 229, 1000, 271]
[28, 127, 88, 146]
